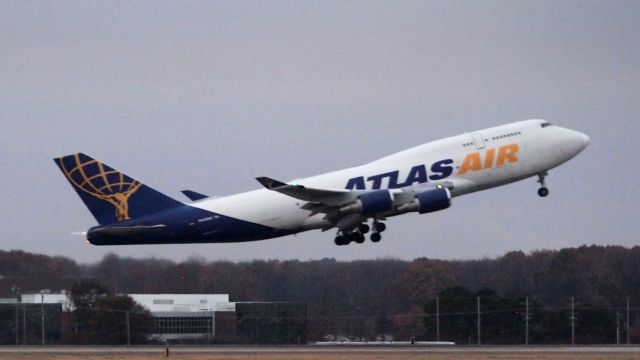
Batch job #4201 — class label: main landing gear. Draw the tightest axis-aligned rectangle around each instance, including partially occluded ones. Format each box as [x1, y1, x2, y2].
[537, 172, 549, 197]
[334, 221, 386, 246]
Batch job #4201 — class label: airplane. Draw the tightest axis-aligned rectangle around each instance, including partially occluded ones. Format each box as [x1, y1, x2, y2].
[55, 119, 589, 246]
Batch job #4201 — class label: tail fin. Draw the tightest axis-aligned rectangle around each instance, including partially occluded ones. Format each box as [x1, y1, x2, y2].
[54, 153, 183, 225]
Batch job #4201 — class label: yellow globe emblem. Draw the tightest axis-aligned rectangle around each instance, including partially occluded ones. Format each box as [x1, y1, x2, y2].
[56, 154, 142, 221]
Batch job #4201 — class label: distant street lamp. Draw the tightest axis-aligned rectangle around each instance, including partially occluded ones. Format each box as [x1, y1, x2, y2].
[40, 293, 45, 346]
[11, 286, 20, 345]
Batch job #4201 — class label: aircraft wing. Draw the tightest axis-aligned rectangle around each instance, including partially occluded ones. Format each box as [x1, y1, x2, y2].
[257, 176, 455, 231]
[256, 176, 455, 207]
[256, 177, 362, 206]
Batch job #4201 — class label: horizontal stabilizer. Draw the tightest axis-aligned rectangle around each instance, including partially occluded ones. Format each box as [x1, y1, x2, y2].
[181, 190, 209, 201]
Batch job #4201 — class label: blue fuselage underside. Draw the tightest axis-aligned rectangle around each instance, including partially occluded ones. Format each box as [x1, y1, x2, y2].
[87, 204, 292, 245]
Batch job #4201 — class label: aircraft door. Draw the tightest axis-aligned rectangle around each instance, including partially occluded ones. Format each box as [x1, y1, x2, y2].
[472, 133, 485, 149]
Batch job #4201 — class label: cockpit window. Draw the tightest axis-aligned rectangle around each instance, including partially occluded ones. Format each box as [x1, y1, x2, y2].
[541, 122, 553, 128]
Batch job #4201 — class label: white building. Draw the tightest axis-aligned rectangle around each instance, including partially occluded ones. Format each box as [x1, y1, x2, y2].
[21, 293, 73, 311]
[128, 294, 234, 313]
[21, 292, 236, 342]
[127, 294, 236, 342]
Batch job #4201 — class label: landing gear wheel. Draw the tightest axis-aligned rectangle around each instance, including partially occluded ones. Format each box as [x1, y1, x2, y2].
[358, 223, 370, 234]
[536, 172, 549, 197]
[334, 235, 348, 246]
[370, 232, 382, 243]
[354, 232, 365, 244]
[374, 222, 386, 233]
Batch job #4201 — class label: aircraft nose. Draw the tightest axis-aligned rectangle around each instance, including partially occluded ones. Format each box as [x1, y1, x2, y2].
[574, 131, 590, 151]
[560, 128, 590, 158]
[579, 132, 590, 148]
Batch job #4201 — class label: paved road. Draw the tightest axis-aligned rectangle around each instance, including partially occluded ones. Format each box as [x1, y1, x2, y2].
[1, 345, 639, 354]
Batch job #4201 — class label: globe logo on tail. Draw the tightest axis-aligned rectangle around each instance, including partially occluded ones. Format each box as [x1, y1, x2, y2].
[56, 154, 142, 221]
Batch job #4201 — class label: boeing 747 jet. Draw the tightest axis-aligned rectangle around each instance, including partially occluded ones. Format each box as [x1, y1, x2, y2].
[55, 119, 589, 246]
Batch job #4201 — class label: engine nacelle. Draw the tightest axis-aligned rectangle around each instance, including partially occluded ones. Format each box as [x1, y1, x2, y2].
[397, 188, 451, 214]
[339, 190, 394, 215]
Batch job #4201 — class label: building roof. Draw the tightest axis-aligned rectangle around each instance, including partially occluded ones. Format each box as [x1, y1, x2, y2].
[20, 293, 235, 313]
[128, 294, 235, 313]
[21, 293, 72, 310]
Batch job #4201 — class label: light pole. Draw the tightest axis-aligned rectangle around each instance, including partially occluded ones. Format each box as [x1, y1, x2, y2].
[22, 302, 26, 344]
[627, 297, 631, 345]
[207, 310, 211, 345]
[525, 296, 529, 345]
[436, 296, 440, 342]
[11, 286, 20, 345]
[40, 294, 45, 346]
[126, 311, 131, 346]
[477, 296, 481, 345]
[570, 297, 575, 345]
[15, 299, 18, 345]
[617, 311, 620, 345]
[211, 310, 215, 343]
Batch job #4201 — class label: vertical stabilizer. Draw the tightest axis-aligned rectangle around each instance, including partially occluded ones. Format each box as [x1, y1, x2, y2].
[54, 153, 182, 225]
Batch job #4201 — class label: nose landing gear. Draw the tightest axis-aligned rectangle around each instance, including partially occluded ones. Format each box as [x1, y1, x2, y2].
[537, 172, 549, 197]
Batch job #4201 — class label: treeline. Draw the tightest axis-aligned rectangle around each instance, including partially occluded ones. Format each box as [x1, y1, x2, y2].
[1, 245, 640, 342]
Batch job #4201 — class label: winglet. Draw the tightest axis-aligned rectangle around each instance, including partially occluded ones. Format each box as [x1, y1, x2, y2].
[181, 190, 209, 201]
[256, 177, 288, 189]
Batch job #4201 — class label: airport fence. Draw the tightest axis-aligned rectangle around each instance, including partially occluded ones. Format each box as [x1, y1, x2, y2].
[1, 295, 639, 345]
[307, 295, 640, 345]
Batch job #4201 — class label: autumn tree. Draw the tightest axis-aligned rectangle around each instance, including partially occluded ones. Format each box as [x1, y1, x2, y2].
[69, 281, 154, 344]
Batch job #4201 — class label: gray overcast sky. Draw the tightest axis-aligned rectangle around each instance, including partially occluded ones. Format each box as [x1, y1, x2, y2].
[1, 1, 639, 264]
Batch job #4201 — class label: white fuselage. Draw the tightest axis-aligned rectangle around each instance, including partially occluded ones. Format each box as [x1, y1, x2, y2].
[191, 119, 589, 235]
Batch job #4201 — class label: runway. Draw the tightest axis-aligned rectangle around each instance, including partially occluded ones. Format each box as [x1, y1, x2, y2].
[1, 345, 640, 354]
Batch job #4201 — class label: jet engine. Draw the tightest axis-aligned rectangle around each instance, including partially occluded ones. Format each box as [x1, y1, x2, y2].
[397, 188, 451, 214]
[339, 190, 394, 215]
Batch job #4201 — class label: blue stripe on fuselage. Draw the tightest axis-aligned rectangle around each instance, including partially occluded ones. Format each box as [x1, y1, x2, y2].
[87, 204, 292, 245]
